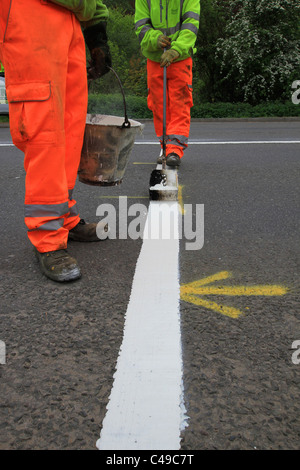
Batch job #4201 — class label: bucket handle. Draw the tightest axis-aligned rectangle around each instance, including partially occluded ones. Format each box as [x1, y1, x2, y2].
[107, 66, 131, 129]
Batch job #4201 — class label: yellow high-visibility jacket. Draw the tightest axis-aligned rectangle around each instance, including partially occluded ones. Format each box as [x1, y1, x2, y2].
[135, 0, 200, 62]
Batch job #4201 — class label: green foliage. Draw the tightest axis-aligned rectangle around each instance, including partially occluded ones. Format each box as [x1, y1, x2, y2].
[215, 0, 300, 104]
[88, 7, 147, 98]
[87, 93, 152, 119]
[87, 93, 300, 120]
[191, 100, 300, 118]
[103, 0, 135, 14]
[88, 1, 300, 111]
[193, 0, 228, 103]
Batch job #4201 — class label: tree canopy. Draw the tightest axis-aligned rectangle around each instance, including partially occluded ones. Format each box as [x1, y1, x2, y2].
[92, 0, 300, 105]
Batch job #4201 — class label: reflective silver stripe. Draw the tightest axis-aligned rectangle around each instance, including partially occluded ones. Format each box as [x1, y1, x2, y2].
[135, 18, 152, 31]
[24, 202, 69, 218]
[139, 25, 152, 42]
[182, 12, 200, 22]
[167, 22, 181, 35]
[168, 141, 187, 149]
[28, 219, 64, 232]
[147, 0, 151, 11]
[181, 23, 198, 35]
[68, 203, 79, 218]
[153, 22, 181, 36]
[168, 134, 189, 145]
[159, 135, 189, 146]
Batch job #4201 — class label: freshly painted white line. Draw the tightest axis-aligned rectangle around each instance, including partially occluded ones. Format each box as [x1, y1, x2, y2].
[135, 140, 300, 145]
[0, 143, 14, 146]
[96, 201, 187, 450]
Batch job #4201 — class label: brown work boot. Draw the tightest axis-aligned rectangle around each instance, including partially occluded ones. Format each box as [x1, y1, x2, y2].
[68, 219, 109, 242]
[166, 153, 181, 167]
[36, 249, 81, 282]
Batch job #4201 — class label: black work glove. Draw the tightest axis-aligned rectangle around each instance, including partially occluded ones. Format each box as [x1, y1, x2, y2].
[83, 22, 112, 79]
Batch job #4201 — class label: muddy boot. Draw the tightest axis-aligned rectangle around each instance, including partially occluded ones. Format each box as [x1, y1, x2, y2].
[166, 153, 181, 167]
[36, 249, 81, 282]
[68, 219, 109, 242]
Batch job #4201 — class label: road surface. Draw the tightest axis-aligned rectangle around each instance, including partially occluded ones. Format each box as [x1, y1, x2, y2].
[0, 119, 299, 450]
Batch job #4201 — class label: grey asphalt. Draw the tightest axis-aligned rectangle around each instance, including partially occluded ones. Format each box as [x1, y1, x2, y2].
[0, 119, 299, 450]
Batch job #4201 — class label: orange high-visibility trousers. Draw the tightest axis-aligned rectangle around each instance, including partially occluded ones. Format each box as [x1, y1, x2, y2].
[0, 0, 88, 252]
[147, 57, 193, 159]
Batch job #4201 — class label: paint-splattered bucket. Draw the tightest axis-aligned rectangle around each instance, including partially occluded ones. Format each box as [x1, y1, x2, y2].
[79, 114, 142, 186]
[78, 67, 143, 186]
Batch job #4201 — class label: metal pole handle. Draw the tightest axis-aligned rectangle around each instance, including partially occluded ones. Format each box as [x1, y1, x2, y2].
[162, 51, 167, 170]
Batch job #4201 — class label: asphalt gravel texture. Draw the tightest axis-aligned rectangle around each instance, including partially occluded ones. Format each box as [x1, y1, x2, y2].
[0, 119, 299, 450]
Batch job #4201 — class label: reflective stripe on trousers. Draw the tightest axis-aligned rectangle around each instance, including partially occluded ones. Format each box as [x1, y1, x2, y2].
[147, 58, 193, 158]
[0, 0, 87, 252]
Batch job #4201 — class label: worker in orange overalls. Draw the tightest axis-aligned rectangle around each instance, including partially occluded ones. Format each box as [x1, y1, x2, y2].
[135, 0, 200, 167]
[0, 0, 111, 282]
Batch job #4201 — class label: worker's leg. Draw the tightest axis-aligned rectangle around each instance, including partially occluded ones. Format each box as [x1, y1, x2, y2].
[165, 58, 193, 159]
[63, 14, 88, 232]
[147, 58, 193, 159]
[1, 0, 83, 252]
[147, 59, 164, 149]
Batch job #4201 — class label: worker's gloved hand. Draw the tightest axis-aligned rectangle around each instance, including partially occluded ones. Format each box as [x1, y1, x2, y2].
[160, 49, 180, 67]
[83, 22, 112, 79]
[157, 35, 171, 50]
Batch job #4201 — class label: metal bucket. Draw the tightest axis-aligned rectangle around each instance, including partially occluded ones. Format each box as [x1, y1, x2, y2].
[78, 67, 143, 186]
[79, 114, 142, 186]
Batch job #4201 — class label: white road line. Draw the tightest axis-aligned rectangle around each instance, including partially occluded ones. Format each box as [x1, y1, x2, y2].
[135, 140, 300, 145]
[97, 201, 187, 450]
[1, 141, 300, 148]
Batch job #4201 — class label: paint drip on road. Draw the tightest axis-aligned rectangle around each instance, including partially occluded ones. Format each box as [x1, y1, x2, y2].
[96, 201, 188, 450]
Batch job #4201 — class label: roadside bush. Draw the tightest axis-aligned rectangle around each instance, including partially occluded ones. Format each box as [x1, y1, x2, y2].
[191, 101, 300, 118]
[87, 94, 300, 120]
[87, 93, 152, 119]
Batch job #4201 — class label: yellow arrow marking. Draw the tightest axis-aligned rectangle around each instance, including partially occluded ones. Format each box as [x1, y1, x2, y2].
[180, 271, 288, 319]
